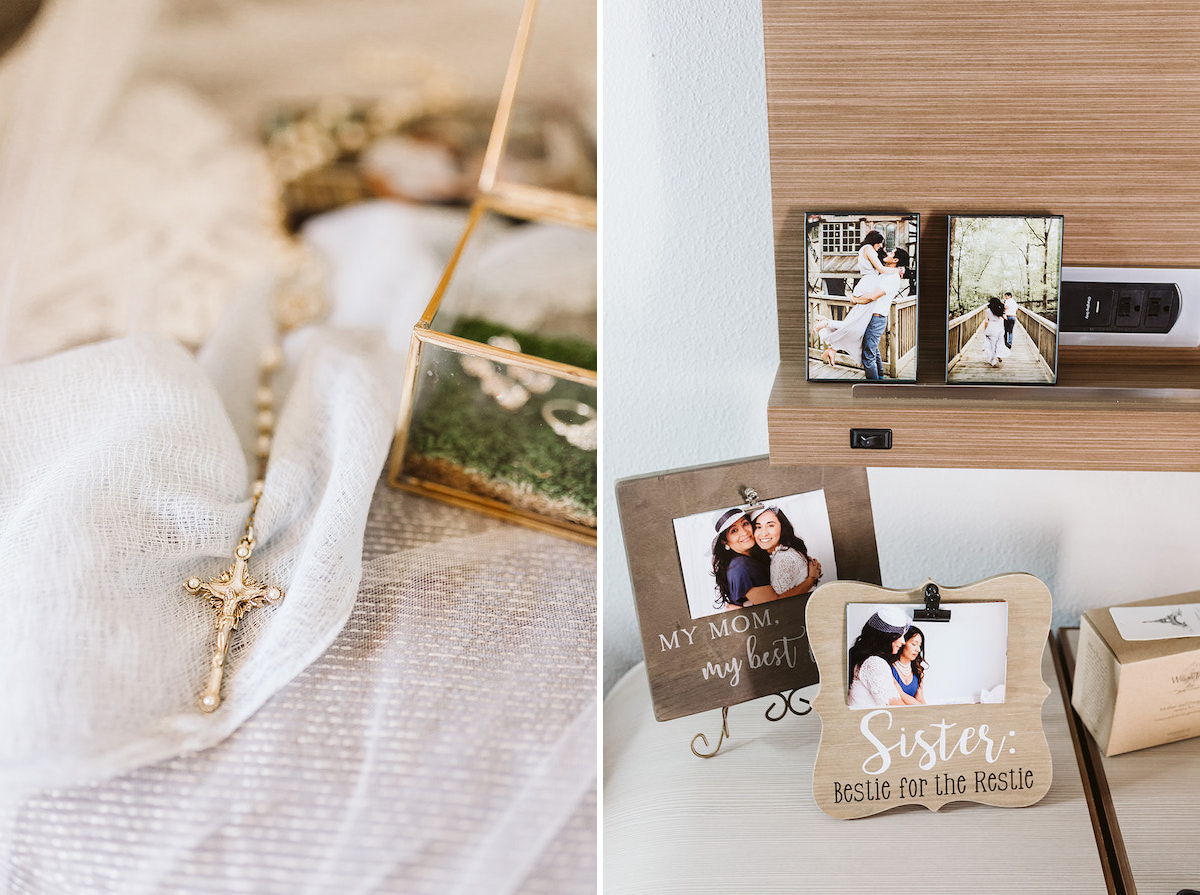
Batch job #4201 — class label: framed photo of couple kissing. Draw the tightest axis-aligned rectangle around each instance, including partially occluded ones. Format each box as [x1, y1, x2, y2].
[615, 457, 881, 721]
[804, 212, 919, 384]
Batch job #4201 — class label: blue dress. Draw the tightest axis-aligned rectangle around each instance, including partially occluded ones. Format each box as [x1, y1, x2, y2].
[891, 663, 919, 698]
[725, 554, 770, 606]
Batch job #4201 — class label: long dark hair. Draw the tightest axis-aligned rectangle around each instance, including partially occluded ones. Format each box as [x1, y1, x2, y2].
[891, 625, 927, 686]
[848, 624, 900, 683]
[859, 229, 885, 250]
[711, 511, 750, 608]
[988, 295, 1006, 317]
[750, 506, 808, 564]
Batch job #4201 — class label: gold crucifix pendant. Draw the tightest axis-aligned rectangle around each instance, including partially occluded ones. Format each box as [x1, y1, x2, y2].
[185, 535, 284, 713]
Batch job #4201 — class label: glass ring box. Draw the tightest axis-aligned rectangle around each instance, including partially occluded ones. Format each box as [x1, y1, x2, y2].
[388, 0, 597, 544]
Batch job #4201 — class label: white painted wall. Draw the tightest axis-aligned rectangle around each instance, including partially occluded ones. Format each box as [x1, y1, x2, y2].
[601, 0, 1200, 694]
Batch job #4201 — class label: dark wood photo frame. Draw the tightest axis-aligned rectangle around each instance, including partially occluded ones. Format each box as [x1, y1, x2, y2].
[615, 457, 880, 721]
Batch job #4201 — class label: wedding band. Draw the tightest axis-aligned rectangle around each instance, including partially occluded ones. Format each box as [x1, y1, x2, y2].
[541, 399, 597, 451]
[481, 371, 530, 410]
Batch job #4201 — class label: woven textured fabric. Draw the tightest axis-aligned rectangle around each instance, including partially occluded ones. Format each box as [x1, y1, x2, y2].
[2, 518, 597, 894]
[360, 475, 504, 560]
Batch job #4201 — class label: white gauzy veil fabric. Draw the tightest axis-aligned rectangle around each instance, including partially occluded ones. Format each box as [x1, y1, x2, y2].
[0, 0, 163, 362]
[0, 280, 404, 798]
[0, 8, 597, 890]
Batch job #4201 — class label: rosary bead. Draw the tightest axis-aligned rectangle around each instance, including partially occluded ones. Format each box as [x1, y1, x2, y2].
[260, 344, 283, 372]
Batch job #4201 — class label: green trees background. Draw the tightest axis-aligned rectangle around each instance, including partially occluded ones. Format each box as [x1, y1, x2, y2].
[947, 217, 1062, 320]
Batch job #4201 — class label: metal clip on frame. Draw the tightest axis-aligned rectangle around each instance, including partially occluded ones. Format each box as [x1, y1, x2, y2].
[913, 582, 952, 623]
[741, 486, 763, 515]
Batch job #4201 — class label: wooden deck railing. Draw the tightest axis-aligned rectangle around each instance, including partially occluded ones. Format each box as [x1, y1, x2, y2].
[948, 304, 1058, 372]
[807, 294, 917, 378]
[947, 304, 987, 368]
[1016, 305, 1058, 370]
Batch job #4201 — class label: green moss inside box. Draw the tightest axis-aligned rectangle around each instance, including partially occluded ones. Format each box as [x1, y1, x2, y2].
[403, 317, 596, 529]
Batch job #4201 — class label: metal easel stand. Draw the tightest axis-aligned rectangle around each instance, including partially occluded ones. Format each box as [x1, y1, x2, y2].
[691, 484, 816, 758]
[689, 689, 813, 758]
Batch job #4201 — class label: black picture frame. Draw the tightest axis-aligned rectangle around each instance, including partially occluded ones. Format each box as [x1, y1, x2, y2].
[803, 211, 920, 383]
[945, 214, 1064, 385]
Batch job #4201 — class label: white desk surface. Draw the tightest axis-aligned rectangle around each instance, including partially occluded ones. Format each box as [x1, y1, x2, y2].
[604, 642, 1108, 894]
[1063, 627, 1200, 895]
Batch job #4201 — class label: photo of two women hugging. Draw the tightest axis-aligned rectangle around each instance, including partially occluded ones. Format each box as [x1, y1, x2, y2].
[673, 490, 838, 621]
[846, 607, 927, 708]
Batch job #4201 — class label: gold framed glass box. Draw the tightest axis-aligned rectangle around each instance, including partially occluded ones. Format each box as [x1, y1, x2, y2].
[388, 0, 597, 543]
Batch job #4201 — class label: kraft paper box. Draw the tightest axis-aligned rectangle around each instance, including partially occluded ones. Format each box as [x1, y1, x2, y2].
[1072, 591, 1200, 756]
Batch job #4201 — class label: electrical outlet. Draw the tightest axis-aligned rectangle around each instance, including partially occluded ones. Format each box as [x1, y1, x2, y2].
[1143, 286, 1179, 332]
[1061, 267, 1198, 347]
[1113, 287, 1146, 328]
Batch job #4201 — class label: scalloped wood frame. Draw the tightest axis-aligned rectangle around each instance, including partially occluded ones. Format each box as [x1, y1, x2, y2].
[807, 575, 1052, 819]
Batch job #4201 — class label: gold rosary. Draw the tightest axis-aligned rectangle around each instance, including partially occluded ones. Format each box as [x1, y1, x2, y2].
[184, 342, 286, 713]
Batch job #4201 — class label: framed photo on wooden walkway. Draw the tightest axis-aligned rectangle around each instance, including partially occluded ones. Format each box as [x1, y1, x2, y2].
[945, 214, 1063, 385]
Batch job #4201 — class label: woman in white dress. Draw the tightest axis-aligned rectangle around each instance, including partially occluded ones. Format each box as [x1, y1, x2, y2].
[750, 506, 822, 598]
[812, 232, 886, 366]
[981, 296, 1012, 367]
[813, 247, 907, 368]
[847, 608, 911, 709]
[850, 230, 894, 299]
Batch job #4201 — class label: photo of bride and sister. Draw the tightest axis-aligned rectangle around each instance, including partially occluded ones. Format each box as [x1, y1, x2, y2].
[845, 602, 1010, 709]
[673, 489, 838, 620]
[846, 608, 929, 708]
[804, 213, 919, 382]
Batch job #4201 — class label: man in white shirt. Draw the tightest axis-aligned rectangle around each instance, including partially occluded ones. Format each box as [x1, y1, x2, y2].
[1002, 291, 1019, 349]
[852, 247, 909, 380]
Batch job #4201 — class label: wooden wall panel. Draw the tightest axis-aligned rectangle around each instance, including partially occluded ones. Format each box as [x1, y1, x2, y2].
[762, 1, 1200, 374]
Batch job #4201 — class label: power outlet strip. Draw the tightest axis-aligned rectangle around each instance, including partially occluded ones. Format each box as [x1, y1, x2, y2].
[1060, 266, 1200, 347]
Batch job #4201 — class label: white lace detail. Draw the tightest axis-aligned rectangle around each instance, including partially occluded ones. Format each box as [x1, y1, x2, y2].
[769, 545, 809, 594]
[849, 656, 897, 708]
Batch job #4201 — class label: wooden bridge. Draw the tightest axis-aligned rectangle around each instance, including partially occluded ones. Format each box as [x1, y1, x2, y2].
[806, 294, 917, 380]
[947, 305, 1056, 384]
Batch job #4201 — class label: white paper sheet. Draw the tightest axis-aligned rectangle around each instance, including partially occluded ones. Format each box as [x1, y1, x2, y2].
[1110, 603, 1200, 641]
